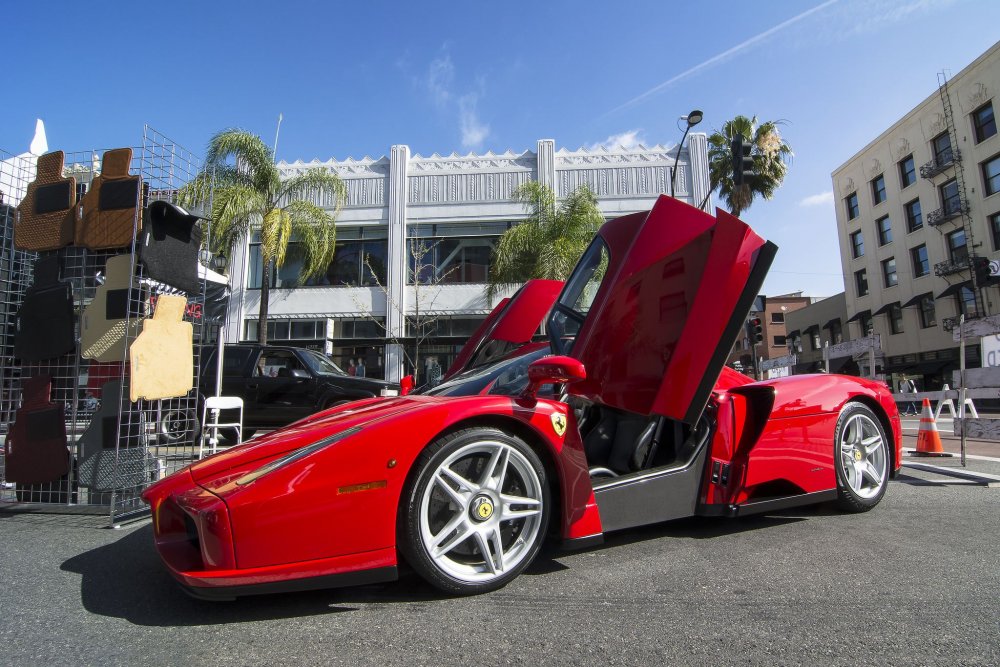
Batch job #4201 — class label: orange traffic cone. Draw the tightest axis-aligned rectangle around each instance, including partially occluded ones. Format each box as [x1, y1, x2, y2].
[913, 398, 951, 457]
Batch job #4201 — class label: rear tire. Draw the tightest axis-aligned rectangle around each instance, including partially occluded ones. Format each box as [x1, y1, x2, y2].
[399, 427, 550, 595]
[834, 402, 889, 513]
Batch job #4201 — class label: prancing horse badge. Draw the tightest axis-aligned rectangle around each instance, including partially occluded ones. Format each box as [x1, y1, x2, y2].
[551, 412, 567, 437]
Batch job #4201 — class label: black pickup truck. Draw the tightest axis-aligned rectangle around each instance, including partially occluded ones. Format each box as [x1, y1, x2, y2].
[199, 344, 399, 435]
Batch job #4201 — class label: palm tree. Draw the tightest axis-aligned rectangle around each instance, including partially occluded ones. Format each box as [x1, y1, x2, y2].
[705, 115, 793, 217]
[180, 129, 347, 344]
[486, 181, 604, 303]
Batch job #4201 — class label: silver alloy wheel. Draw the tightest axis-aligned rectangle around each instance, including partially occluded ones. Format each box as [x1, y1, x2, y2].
[417, 439, 544, 584]
[838, 412, 887, 500]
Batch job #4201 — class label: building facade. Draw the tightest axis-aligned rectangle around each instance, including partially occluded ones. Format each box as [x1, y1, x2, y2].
[728, 292, 810, 376]
[784, 292, 859, 375]
[224, 136, 712, 381]
[833, 40, 1000, 389]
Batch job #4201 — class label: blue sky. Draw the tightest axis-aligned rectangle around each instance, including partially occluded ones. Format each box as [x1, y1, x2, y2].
[3, 0, 999, 297]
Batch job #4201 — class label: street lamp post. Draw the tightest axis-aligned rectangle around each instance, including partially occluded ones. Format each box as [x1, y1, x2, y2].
[670, 109, 703, 197]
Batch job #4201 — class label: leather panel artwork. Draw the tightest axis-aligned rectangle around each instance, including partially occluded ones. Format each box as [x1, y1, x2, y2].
[4, 376, 70, 484]
[80, 255, 142, 362]
[76, 147, 143, 250]
[14, 255, 75, 362]
[129, 294, 194, 402]
[14, 150, 77, 251]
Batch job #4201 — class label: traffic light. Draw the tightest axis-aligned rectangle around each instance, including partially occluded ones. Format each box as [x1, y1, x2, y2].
[746, 316, 763, 344]
[731, 136, 753, 186]
[973, 256, 999, 286]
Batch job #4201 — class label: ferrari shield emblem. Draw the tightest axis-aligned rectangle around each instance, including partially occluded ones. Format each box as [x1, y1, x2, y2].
[551, 412, 567, 437]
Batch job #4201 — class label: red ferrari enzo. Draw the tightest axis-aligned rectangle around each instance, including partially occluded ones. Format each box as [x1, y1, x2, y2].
[143, 195, 902, 600]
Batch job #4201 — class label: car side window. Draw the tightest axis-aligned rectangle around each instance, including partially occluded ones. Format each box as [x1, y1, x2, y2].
[257, 351, 305, 378]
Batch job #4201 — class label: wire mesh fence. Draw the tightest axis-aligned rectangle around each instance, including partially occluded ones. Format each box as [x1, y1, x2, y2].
[0, 128, 214, 523]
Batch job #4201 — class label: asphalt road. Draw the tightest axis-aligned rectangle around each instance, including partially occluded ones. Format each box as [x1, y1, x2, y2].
[1, 470, 999, 667]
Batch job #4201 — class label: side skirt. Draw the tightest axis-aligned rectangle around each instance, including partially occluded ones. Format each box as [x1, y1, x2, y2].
[180, 565, 399, 602]
[696, 489, 838, 518]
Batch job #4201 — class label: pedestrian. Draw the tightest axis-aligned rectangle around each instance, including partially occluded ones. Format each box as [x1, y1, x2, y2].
[356, 357, 366, 378]
[347, 359, 356, 376]
[898, 376, 918, 415]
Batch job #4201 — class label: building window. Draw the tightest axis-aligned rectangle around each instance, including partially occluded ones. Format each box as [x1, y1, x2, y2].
[859, 311, 873, 336]
[918, 295, 936, 329]
[882, 257, 897, 287]
[911, 244, 929, 277]
[888, 303, 904, 335]
[973, 102, 996, 144]
[933, 132, 953, 164]
[947, 228, 968, 263]
[871, 174, 887, 205]
[876, 215, 892, 245]
[811, 332, 822, 350]
[991, 212, 1000, 251]
[940, 178, 962, 215]
[957, 285, 978, 319]
[828, 319, 843, 344]
[408, 236, 500, 284]
[773, 335, 786, 347]
[899, 155, 916, 189]
[845, 192, 859, 220]
[247, 231, 388, 289]
[905, 199, 922, 232]
[770, 312, 784, 324]
[243, 318, 330, 342]
[855, 268, 869, 297]
[983, 154, 1000, 197]
[850, 230, 865, 258]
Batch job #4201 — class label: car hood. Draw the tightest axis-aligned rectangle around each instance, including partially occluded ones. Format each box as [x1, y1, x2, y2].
[188, 396, 419, 483]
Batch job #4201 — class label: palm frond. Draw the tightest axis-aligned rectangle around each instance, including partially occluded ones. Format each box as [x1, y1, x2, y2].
[279, 168, 348, 217]
[205, 129, 281, 199]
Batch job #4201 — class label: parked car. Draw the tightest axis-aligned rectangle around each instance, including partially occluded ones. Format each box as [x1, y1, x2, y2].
[144, 195, 902, 600]
[199, 344, 399, 436]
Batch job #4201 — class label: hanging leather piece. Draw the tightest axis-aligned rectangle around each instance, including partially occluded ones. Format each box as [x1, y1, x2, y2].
[139, 200, 204, 294]
[77, 379, 149, 492]
[80, 255, 143, 362]
[75, 147, 144, 250]
[14, 255, 76, 362]
[4, 375, 70, 484]
[129, 294, 194, 402]
[14, 150, 78, 251]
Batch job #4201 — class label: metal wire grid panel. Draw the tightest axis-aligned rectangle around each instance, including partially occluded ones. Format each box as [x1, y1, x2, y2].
[0, 130, 211, 522]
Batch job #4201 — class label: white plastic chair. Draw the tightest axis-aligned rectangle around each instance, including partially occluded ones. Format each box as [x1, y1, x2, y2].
[199, 395, 244, 458]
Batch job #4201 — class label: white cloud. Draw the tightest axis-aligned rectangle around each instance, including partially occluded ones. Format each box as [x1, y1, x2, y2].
[459, 94, 489, 150]
[426, 55, 454, 108]
[799, 191, 834, 207]
[587, 130, 647, 151]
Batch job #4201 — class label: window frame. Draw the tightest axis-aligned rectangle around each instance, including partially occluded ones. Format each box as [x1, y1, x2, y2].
[882, 257, 898, 288]
[850, 230, 865, 258]
[904, 198, 923, 233]
[855, 268, 869, 297]
[899, 154, 916, 189]
[876, 215, 893, 246]
[973, 101, 996, 144]
[845, 192, 860, 220]
[946, 228, 968, 263]
[918, 295, 936, 329]
[888, 303, 904, 335]
[871, 174, 887, 205]
[910, 244, 929, 278]
[933, 132, 953, 163]
[982, 153, 1000, 197]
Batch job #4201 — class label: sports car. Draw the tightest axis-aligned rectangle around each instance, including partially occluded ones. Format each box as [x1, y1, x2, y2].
[143, 195, 902, 600]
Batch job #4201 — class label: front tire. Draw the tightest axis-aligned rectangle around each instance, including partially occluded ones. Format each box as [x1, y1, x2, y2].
[835, 402, 889, 512]
[399, 427, 550, 595]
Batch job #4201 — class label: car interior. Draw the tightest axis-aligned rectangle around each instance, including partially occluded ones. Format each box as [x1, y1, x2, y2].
[256, 351, 306, 378]
[567, 395, 709, 481]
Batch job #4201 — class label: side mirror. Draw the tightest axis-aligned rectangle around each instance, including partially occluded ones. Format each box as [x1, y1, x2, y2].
[289, 368, 311, 380]
[521, 356, 586, 401]
[400, 374, 415, 396]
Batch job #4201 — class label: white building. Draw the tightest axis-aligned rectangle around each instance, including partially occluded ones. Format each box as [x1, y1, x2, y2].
[833, 40, 1000, 388]
[224, 136, 712, 381]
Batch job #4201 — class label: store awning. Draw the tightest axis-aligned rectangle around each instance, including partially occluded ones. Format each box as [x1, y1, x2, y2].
[873, 301, 900, 317]
[823, 318, 841, 330]
[937, 281, 972, 299]
[786, 329, 800, 338]
[802, 324, 820, 334]
[902, 292, 933, 308]
[847, 309, 871, 323]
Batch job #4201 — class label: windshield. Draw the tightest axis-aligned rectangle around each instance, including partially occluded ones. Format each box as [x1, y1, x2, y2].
[300, 349, 346, 375]
[548, 238, 609, 356]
